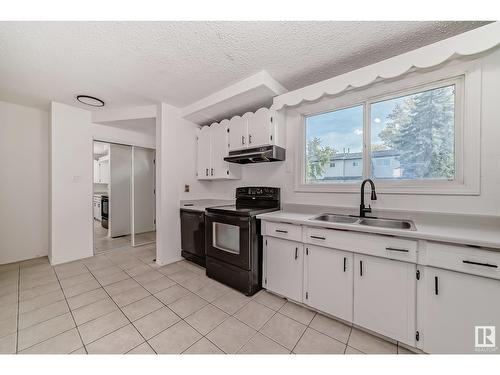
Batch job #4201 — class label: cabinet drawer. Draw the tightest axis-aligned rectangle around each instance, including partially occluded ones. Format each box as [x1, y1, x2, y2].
[305, 226, 417, 263]
[425, 242, 500, 280]
[263, 221, 302, 242]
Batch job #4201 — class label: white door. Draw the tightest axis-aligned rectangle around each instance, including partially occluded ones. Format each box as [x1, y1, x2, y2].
[305, 245, 353, 322]
[422, 267, 500, 354]
[354, 254, 416, 346]
[132, 147, 155, 238]
[265, 237, 303, 302]
[109, 144, 132, 238]
[196, 126, 212, 179]
[211, 121, 229, 179]
[248, 108, 273, 147]
[228, 115, 247, 151]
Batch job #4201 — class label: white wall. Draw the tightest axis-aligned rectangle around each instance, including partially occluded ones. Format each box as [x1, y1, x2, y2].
[0, 101, 49, 264]
[50, 102, 93, 264]
[188, 49, 500, 217]
[50, 102, 157, 265]
[155, 103, 212, 265]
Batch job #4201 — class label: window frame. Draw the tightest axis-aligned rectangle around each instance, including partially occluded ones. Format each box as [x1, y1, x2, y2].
[294, 61, 481, 195]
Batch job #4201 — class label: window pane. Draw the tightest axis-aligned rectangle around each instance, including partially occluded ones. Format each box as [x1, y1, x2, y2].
[305, 105, 364, 184]
[370, 85, 455, 180]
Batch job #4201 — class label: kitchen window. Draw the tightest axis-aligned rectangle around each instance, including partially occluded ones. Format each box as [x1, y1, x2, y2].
[298, 62, 481, 195]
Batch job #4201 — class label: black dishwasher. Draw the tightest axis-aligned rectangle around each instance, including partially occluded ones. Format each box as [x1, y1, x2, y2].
[180, 209, 206, 267]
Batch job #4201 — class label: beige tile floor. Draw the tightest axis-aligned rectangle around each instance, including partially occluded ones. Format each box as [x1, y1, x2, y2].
[0, 244, 415, 354]
[93, 220, 155, 254]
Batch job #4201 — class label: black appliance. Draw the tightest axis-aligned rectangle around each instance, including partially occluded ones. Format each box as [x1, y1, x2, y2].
[205, 187, 281, 296]
[224, 145, 285, 164]
[101, 195, 109, 229]
[180, 209, 206, 267]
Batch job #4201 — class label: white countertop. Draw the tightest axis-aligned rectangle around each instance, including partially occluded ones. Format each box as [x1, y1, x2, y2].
[257, 208, 500, 250]
[180, 199, 234, 213]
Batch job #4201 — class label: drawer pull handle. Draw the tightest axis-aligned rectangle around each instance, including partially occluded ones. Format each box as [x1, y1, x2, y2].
[295, 247, 298, 260]
[310, 235, 326, 240]
[360, 260, 363, 277]
[386, 247, 409, 253]
[275, 229, 288, 234]
[434, 276, 439, 295]
[462, 260, 498, 268]
[343, 257, 347, 272]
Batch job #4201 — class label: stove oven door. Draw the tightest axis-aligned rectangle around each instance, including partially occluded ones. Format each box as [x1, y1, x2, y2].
[205, 212, 251, 270]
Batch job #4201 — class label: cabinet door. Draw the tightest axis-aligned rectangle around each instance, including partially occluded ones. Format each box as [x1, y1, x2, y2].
[211, 121, 229, 179]
[248, 108, 273, 147]
[228, 115, 247, 151]
[99, 160, 110, 183]
[422, 267, 500, 354]
[305, 245, 353, 322]
[93, 160, 100, 183]
[196, 126, 212, 179]
[265, 237, 303, 302]
[354, 254, 416, 346]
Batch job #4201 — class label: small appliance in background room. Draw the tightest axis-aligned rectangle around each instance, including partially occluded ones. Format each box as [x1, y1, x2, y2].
[205, 187, 281, 296]
[101, 195, 109, 229]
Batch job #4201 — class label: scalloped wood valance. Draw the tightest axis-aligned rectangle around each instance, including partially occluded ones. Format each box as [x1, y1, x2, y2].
[272, 22, 500, 110]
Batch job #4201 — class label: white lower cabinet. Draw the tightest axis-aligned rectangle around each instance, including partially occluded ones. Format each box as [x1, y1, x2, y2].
[264, 236, 303, 302]
[353, 253, 416, 346]
[304, 245, 353, 322]
[422, 266, 500, 354]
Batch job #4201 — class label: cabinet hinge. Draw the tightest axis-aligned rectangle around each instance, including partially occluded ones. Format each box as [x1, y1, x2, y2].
[153, 189, 155, 195]
[264, 277, 267, 285]
[416, 270, 420, 280]
[227, 128, 229, 133]
[154, 219, 156, 225]
[306, 247, 309, 255]
[265, 239, 267, 246]
[305, 292, 308, 300]
[416, 331, 420, 342]
[270, 116, 273, 123]
[226, 170, 229, 175]
[270, 134, 273, 141]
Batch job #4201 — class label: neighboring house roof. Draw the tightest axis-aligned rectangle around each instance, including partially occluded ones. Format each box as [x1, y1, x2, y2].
[330, 149, 400, 161]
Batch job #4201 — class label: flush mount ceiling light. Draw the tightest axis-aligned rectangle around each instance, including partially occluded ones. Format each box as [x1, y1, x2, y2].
[76, 95, 105, 107]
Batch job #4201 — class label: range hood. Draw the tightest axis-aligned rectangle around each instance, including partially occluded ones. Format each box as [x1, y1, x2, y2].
[224, 145, 286, 164]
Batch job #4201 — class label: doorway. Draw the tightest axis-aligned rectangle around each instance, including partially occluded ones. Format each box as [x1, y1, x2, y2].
[92, 140, 156, 254]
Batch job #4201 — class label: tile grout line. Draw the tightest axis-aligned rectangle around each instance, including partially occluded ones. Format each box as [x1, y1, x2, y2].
[15, 263, 20, 353]
[84, 263, 163, 354]
[53, 266, 89, 354]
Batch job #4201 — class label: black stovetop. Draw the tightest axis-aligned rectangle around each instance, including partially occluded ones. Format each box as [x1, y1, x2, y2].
[205, 187, 281, 217]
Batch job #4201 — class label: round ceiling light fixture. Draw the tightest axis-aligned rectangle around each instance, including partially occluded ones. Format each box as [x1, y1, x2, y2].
[76, 95, 105, 107]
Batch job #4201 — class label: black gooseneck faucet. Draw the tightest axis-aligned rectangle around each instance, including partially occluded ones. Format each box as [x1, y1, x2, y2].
[360, 179, 377, 217]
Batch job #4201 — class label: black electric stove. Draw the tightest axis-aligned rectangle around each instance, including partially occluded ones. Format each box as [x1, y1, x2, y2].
[205, 187, 280, 296]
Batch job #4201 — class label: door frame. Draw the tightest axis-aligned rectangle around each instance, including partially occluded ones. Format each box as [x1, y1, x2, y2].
[92, 139, 157, 254]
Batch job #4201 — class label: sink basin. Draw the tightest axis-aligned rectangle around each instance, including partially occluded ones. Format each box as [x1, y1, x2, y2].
[310, 214, 359, 224]
[358, 217, 416, 231]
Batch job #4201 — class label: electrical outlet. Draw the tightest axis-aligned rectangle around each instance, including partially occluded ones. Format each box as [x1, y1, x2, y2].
[184, 184, 190, 192]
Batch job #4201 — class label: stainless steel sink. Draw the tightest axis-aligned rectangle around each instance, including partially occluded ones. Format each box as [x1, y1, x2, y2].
[358, 217, 416, 230]
[310, 214, 359, 224]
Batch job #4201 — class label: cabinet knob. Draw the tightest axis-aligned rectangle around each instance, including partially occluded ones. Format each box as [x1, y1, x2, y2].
[242, 135, 245, 145]
[249, 134, 252, 144]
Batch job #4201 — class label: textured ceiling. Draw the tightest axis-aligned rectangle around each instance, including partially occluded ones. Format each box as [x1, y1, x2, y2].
[0, 21, 489, 111]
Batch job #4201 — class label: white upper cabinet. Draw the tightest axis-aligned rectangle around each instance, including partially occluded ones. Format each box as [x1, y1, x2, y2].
[228, 108, 286, 151]
[93, 157, 110, 184]
[304, 245, 354, 323]
[422, 267, 500, 354]
[196, 125, 212, 180]
[228, 115, 248, 151]
[353, 253, 416, 346]
[196, 122, 241, 180]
